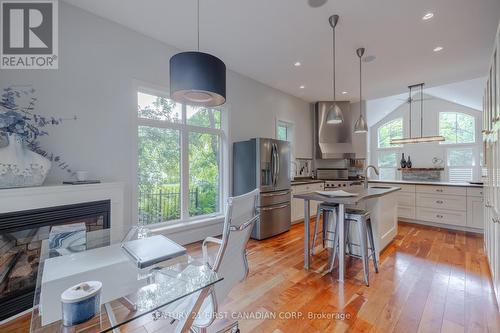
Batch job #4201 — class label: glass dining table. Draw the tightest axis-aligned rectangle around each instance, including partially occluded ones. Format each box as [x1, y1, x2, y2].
[29, 228, 222, 333]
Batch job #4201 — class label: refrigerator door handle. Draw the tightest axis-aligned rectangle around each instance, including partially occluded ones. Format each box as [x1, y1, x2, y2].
[275, 143, 280, 182]
[259, 203, 290, 211]
[271, 143, 278, 186]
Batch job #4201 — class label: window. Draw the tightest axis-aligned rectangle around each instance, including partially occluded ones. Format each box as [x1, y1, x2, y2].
[378, 118, 403, 148]
[439, 112, 475, 144]
[277, 120, 293, 142]
[447, 148, 474, 183]
[137, 91, 224, 225]
[378, 151, 397, 180]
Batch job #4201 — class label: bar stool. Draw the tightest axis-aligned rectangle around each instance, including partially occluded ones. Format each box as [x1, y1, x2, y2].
[311, 203, 338, 255]
[327, 209, 378, 286]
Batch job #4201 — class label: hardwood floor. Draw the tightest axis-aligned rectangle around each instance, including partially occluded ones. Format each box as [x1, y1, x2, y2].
[2, 221, 499, 333]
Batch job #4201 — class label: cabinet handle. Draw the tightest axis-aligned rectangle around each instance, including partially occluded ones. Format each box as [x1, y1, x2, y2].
[436, 189, 444, 192]
[436, 200, 444, 204]
[436, 214, 444, 218]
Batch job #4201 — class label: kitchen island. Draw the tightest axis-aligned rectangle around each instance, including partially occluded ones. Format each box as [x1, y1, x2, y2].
[294, 186, 400, 282]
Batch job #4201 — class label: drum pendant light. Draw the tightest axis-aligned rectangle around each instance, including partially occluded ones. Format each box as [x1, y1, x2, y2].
[169, 0, 226, 107]
[326, 15, 344, 124]
[354, 47, 368, 133]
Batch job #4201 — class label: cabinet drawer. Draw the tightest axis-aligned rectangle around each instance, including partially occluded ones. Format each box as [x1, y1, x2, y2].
[292, 183, 324, 194]
[370, 183, 415, 193]
[416, 193, 466, 211]
[416, 207, 467, 226]
[397, 192, 416, 206]
[398, 205, 416, 219]
[416, 185, 466, 196]
[261, 190, 291, 206]
[467, 187, 484, 197]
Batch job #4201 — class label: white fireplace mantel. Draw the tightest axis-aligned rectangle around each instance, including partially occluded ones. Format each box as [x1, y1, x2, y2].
[0, 182, 126, 241]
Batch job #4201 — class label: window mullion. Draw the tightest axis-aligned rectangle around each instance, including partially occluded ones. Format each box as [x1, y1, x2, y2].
[180, 105, 189, 220]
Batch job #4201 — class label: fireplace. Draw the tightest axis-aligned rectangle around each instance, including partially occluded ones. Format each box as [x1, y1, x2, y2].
[0, 200, 110, 321]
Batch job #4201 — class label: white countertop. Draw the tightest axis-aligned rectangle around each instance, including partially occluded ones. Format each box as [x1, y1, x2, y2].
[368, 179, 483, 188]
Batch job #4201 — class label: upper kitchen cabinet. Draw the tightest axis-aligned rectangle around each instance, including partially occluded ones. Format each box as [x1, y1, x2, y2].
[315, 101, 367, 160]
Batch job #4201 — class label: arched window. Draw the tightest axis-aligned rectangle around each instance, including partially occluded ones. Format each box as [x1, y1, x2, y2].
[439, 112, 475, 144]
[377, 118, 403, 148]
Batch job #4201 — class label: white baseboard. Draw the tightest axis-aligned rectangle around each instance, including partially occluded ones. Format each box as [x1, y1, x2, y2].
[399, 218, 483, 234]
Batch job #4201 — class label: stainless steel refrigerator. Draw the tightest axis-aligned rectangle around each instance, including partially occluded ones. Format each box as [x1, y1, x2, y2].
[233, 138, 291, 240]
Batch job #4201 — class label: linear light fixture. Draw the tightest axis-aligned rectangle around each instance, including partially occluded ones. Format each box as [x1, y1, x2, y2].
[391, 135, 445, 144]
[390, 83, 445, 145]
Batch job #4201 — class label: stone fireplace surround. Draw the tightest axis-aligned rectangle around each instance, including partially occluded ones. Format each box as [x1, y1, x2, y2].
[0, 182, 124, 322]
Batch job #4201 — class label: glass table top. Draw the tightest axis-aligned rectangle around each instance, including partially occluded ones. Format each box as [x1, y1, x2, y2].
[30, 228, 222, 333]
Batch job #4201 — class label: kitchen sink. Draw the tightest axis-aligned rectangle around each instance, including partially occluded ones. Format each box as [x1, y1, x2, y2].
[370, 186, 392, 189]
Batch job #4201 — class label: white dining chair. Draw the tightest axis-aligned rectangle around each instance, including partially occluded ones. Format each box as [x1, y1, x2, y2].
[155, 188, 260, 333]
[191, 188, 260, 333]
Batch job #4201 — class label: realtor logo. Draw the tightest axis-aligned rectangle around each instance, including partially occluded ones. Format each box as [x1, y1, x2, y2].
[1, 0, 58, 69]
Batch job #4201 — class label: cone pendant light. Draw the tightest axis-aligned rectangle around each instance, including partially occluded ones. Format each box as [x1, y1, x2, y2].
[354, 47, 368, 133]
[326, 15, 343, 124]
[170, 0, 226, 107]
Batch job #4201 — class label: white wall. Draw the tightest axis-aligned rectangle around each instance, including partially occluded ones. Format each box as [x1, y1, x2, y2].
[369, 95, 483, 181]
[0, 2, 312, 238]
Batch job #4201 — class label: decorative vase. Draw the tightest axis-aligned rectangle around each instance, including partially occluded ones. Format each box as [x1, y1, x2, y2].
[407, 155, 412, 168]
[0, 133, 51, 188]
[400, 153, 407, 168]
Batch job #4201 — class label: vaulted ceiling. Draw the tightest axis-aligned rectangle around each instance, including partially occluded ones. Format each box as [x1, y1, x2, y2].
[63, 0, 500, 102]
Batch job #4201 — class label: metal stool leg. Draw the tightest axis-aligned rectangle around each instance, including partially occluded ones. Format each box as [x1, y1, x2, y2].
[328, 208, 339, 272]
[345, 219, 352, 255]
[366, 219, 379, 273]
[357, 217, 370, 286]
[311, 206, 322, 255]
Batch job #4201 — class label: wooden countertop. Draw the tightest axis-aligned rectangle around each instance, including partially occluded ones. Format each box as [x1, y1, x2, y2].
[368, 179, 483, 188]
[293, 186, 401, 205]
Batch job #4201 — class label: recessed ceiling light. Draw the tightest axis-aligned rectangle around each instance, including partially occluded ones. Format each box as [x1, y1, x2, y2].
[299, 85, 305, 89]
[342, 91, 348, 94]
[294, 62, 301, 67]
[433, 46, 443, 52]
[363, 55, 376, 63]
[422, 12, 434, 20]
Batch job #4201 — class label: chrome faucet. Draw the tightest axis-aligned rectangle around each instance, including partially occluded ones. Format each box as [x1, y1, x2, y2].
[364, 165, 379, 188]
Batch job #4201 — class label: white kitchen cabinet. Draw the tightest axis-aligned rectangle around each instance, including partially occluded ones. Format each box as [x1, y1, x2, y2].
[467, 196, 484, 229]
[291, 182, 324, 223]
[416, 193, 467, 211]
[370, 181, 482, 231]
[416, 207, 467, 226]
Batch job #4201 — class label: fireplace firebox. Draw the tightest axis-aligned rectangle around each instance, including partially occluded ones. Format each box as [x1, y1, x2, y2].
[0, 200, 110, 321]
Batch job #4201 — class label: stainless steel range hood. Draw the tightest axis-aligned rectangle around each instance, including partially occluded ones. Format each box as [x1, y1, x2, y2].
[315, 101, 367, 160]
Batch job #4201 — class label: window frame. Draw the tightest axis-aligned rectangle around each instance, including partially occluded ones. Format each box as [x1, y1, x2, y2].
[276, 119, 294, 143]
[438, 111, 476, 145]
[445, 144, 481, 183]
[134, 84, 228, 227]
[377, 150, 399, 181]
[377, 117, 403, 149]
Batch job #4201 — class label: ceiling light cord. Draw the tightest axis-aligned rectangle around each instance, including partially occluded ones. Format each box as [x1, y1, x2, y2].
[197, 0, 200, 51]
[420, 83, 424, 137]
[359, 50, 362, 117]
[332, 22, 336, 102]
[408, 85, 412, 138]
